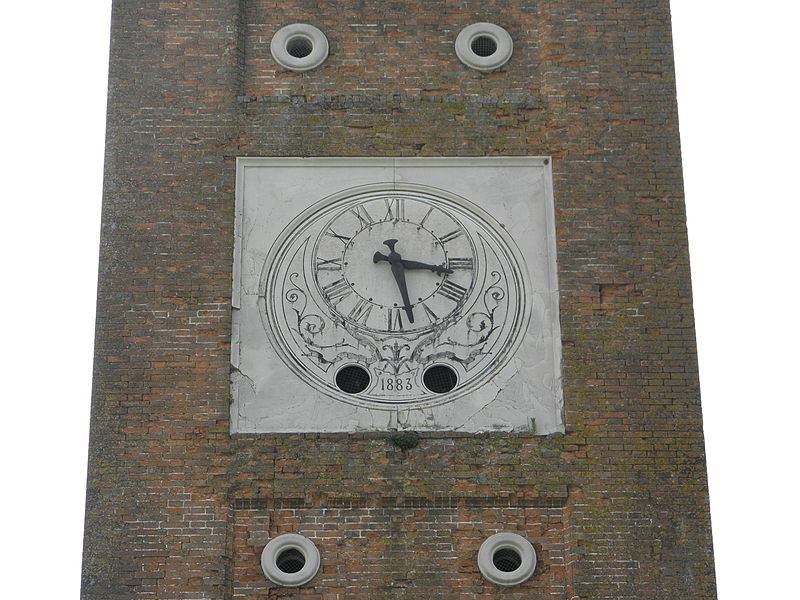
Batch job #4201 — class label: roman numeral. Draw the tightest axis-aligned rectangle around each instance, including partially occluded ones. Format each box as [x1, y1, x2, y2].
[436, 280, 467, 303]
[383, 198, 405, 221]
[439, 229, 463, 244]
[347, 298, 373, 325]
[315, 256, 342, 271]
[419, 207, 434, 228]
[325, 228, 351, 245]
[419, 301, 438, 324]
[322, 278, 352, 304]
[447, 257, 474, 270]
[350, 206, 374, 228]
[387, 308, 404, 331]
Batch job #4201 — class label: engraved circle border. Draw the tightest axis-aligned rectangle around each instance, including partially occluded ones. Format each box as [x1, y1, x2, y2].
[312, 190, 479, 334]
[259, 182, 532, 410]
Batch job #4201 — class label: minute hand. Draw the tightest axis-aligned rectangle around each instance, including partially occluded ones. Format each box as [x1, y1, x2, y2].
[390, 261, 415, 324]
[400, 259, 453, 274]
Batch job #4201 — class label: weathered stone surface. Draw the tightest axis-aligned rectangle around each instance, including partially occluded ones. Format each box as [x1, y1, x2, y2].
[231, 157, 563, 433]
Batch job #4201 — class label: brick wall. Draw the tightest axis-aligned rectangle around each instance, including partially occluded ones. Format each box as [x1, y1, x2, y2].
[82, 1, 716, 598]
[233, 499, 572, 598]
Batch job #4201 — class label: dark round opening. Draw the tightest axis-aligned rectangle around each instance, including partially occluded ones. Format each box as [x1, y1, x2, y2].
[335, 365, 370, 394]
[423, 365, 457, 394]
[286, 36, 313, 58]
[276, 548, 306, 574]
[492, 547, 522, 572]
[471, 35, 497, 57]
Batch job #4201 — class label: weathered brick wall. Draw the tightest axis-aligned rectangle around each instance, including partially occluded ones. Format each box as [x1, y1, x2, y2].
[232, 499, 572, 598]
[83, 1, 716, 598]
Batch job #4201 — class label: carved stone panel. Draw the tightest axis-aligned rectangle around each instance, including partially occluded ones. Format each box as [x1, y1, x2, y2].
[231, 158, 562, 433]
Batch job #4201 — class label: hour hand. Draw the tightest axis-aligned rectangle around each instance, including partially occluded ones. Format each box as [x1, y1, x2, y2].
[400, 259, 453, 274]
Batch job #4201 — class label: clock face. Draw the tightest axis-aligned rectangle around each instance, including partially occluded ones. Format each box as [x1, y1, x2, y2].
[260, 187, 530, 408]
[312, 195, 477, 334]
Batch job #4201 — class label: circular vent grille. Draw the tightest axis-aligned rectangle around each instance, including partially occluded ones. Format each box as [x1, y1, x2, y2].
[471, 35, 498, 57]
[270, 24, 329, 72]
[286, 36, 314, 58]
[455, 23, 513, 72]
[423, 365, 458, 394]
[492, 547, 522, 572]
[336, 365, 371, 394]
[477, 533, 537, 586]
[261, 534, 320, 587]
[276, 548, 306, 573]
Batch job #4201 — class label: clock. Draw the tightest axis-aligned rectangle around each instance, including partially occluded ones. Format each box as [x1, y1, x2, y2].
[260, 186, 531, 408]
[312, 193, 476, 334]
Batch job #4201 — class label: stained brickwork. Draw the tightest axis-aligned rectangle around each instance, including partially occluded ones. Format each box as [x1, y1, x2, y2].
[233, 500, 571, 598]
[83, 1, 716, 598]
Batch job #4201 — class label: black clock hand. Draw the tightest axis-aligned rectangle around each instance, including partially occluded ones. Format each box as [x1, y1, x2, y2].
[399, 259, 453, 274]
[373, 239, 414, 323]
[391, 260, 414, 324]
[373, 254, 452, 275]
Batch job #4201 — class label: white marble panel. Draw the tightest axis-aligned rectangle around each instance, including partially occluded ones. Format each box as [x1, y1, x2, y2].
[231, 157, 563, 433]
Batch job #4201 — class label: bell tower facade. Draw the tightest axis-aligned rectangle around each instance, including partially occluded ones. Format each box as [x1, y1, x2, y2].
[82, 2, 717, 598]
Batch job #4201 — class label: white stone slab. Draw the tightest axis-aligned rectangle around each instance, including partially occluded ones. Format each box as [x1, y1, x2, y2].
[231, 157, 563, 433]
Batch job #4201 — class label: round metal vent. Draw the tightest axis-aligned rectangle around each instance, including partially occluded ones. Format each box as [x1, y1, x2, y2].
[477, 532, 536, 586]
[335, 365, 371, 394]
[492, 547, 522, 571]
[471, 35, 498, 57]
[423, 364, 458, 394]
[286, 37, 314, 58]
[270, 24, 329, 72]
[261, 534, 321, 587]
[455, 23, 513, 72]
[276, 548, 306, 573]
